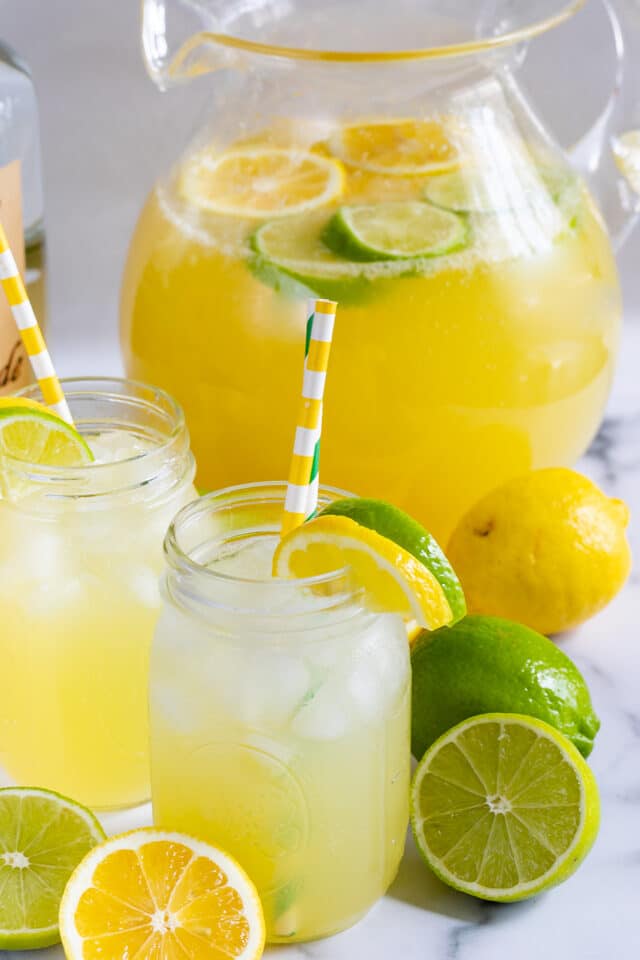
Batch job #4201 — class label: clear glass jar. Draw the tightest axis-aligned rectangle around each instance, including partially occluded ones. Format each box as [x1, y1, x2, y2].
[0, 378, 196, 810]
[151, 482, 411, 942]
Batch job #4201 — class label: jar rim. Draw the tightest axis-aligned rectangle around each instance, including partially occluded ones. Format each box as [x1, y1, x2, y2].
[163, 481, 376, 632]
[10, 376, 186, 477]
[165, 480, 354, 591]
[2, 377, 194, 505]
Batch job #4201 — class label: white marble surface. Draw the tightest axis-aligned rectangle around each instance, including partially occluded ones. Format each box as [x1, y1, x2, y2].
[1, 1, 640, 956]
[0, 324, 638, 960]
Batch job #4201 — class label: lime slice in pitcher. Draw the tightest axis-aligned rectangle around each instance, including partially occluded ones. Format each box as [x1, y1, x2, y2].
[424, 166, 577, 214]
[322, 202, 469, 261]
[250, 214, 372, 303]
[0, 787, 105, 948]
[424, 170, 504, 213]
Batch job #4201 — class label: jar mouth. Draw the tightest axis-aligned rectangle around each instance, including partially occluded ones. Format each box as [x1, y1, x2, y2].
[12, 377, 186, 475]
[164, 481, 368, 624]
[178, 0, 584, 65]
[166, 480, 351, 588]
[3, 377, 193, 503]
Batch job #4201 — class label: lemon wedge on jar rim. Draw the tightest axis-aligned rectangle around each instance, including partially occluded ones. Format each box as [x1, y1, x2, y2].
[273, 497, 465, 631]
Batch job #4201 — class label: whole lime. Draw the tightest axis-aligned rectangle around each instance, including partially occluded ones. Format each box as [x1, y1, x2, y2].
[411, 614, 600, 759]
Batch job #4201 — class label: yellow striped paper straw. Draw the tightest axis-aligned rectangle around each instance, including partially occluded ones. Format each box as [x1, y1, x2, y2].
[0, 222, 73, 424]
[281, 298, 337, 537]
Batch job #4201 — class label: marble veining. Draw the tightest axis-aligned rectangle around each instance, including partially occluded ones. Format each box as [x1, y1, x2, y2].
[2, 328, 640, 960]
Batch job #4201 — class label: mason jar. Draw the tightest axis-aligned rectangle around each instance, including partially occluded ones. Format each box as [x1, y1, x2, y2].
[0, 377, 196, 810]
[150, 481, 411, 942]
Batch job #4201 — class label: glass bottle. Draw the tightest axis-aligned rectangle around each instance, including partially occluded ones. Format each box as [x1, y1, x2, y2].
[0, 39, 46, 394]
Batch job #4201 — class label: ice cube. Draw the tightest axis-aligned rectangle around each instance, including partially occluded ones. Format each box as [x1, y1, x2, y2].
[16, 524, 71, 583]
[292, 681, 350, 741]
[126, 566, 161, 608]
[346, 660, 385, 722]
[28, 575, 86, 618]
[88, 430, 152, 464]
[150, 681, 201, 736]
[228, 650, 311, 729]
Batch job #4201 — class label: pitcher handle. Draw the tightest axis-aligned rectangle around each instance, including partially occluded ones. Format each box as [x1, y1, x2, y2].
[568, 0, 640, 249]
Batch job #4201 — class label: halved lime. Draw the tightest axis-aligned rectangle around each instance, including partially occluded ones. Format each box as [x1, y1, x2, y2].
[411, 713, 600, 902]
[0, 402, 93, 466]
[322, 201, 468, 262]
[0, 787, 105, 948]
[320, 498, 465, 623]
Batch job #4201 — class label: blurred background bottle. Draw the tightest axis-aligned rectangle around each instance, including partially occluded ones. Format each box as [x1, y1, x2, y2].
[0, 39, 45, 394]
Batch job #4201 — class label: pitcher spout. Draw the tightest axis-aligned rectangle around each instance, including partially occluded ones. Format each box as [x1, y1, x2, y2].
[142, 0, 236, 89]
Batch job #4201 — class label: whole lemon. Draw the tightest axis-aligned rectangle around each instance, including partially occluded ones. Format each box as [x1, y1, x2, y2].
[447, 468, 631, 635]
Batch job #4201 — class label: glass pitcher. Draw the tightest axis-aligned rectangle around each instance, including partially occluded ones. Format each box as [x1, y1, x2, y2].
[121, 0, 640, 544]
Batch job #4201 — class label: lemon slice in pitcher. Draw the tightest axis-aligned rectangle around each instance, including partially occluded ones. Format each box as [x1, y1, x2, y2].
[180, 147, 344, 218]
[330, 118, 458, 176]
[323, 201, 469, 261]
[273, 498, 465, 629]
[0, 401, 93, 466]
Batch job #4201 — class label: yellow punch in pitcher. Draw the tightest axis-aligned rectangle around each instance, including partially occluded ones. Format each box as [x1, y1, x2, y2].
[122, 0, 640, 543]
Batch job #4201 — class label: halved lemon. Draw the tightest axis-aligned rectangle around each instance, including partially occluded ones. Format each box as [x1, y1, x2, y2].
[179, 147, 344, 218]
[330, 118, 458, 176]
[0, 401, 93, 466]
[273, 502, 464, 630]
[59, 828, 265, 960]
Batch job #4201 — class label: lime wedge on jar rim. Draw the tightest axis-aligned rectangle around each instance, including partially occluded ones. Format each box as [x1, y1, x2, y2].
[0, 786, 105, 948]
[273, 497, 465, 630]
[411, 713, 600, 902]
[0, 400, 93, 466]
[322, 201, 469, 261]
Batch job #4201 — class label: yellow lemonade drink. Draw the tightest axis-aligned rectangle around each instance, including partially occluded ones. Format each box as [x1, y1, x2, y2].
[150, 483, 411, 942]
[121, 118, 621, 543]
[0, 379, 196, 810]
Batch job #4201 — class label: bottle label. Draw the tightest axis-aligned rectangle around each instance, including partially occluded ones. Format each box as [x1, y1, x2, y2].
[0, 159, 29, 394]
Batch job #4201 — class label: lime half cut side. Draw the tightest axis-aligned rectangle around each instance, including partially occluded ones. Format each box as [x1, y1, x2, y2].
[0, 403, 93, 466]
[411, 713, 600, 902]
[323, 201, 468, 262]
[0, 787, 105, 949]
